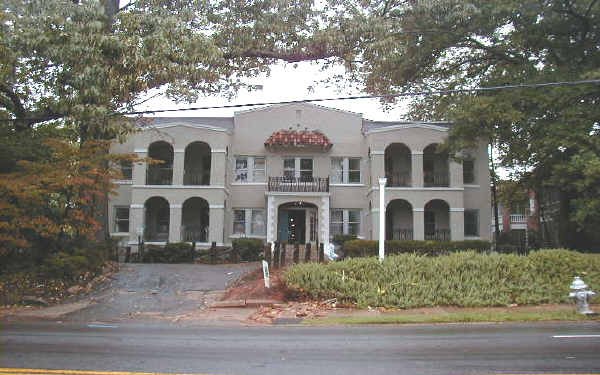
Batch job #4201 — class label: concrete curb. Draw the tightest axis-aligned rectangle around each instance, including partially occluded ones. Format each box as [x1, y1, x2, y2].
[210, 299, 284, 308]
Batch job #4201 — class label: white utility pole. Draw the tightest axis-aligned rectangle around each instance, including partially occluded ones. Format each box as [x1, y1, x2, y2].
[378, 177, 387, 261]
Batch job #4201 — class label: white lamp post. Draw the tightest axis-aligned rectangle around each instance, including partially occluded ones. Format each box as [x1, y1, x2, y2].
[378, 177, 387, 261]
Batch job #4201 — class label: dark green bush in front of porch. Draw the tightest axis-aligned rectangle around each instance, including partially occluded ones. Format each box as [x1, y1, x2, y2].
[342, 239, 491, 258]
[141, 242, 196, 263]
[232, 238, 264, 261]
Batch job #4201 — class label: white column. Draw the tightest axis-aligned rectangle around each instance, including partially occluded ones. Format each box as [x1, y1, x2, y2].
[320, 196, 330, 247]
[173, 150, 184, 185]
[169, 204, 182, 242]
[378, 177, 387, 261]
[130, 204, 144, 249]
[266, 196, 276, 243]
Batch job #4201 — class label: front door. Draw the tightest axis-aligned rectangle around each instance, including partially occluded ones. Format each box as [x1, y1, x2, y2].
[287, 210, 306, 243]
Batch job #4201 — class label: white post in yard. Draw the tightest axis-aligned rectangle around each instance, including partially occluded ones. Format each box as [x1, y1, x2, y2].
[378, 177, 387, 261]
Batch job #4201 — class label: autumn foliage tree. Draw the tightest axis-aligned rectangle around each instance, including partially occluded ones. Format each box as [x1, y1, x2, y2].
[0, 139, 136, 262]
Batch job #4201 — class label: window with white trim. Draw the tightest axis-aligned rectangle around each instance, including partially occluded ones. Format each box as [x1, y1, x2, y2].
[330, 157, 361, 184]
[234, 156, 265, 183]
[464, 209, 479, 237]
[283, 157, 313, 180]
[119, 160, 132, 180]
[114, 206, 129, 233]
[330, 209, 361, 237]
[233, 208, 265, 236]
[463, 159, 475, 184]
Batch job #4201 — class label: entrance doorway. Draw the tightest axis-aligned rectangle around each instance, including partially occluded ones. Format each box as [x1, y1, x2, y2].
[277, 202, 318, 244]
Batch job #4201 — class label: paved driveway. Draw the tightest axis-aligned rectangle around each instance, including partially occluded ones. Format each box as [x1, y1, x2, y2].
[64, 263, 259, 323]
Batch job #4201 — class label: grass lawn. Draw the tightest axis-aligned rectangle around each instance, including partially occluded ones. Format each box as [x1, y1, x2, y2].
[304, 310, 600, 325]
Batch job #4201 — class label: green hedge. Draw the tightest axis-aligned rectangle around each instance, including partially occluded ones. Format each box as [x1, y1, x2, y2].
[142, 242, 195, 263]
[284, 249, 600, 308]
[342, 239, 491, 258]
[232, 238, 264, 261]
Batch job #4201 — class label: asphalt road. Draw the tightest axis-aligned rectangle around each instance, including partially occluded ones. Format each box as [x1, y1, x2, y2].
[1, 321, 599, 375]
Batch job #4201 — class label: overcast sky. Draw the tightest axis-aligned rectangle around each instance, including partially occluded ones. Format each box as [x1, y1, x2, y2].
[134, 61, 410, 120]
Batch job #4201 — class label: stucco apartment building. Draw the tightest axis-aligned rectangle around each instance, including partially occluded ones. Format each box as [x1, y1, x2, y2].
[109, 103, 491, 251]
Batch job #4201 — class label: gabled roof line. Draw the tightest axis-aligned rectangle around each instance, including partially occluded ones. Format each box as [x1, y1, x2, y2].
[234, 102, 364, 117]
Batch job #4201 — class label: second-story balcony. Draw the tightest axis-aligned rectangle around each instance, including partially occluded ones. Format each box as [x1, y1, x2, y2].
[268, 176, 329, 193]
[184, 169, 210, 185]
[424, 171, 449, 187]
[386, 172, 411, 187]
[510, 213, 527, 224]
[146, 166, 173, 185]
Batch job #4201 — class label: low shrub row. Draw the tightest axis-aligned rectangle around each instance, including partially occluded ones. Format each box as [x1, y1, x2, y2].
[342, 239, 491, 258]
[232, 238, 264, 261]
[139, 239, 265, 263]
[283, 249, 600, 308]
[141, 243, 196, 263]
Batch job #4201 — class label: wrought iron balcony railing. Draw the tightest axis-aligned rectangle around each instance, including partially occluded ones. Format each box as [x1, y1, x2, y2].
[182, 226, 208, 242]
[424, 229, 451, 241]
[386, 172, 411, 187]
[424, 171, 450, 187]
[146, 166, 173, 185]
[268, 176, 329, 193]
[183, 169, 210, 185]
[388, 229, 414, 240]
[144, 229, 169, 242]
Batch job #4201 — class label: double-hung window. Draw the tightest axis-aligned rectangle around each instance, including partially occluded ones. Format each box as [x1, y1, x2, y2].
[114, 206, 130, 233]
[234, 156, 265, 183]
[119, 160, 132, 180]
[330, 157, 361, 184]
[283, 157, 313, 181]
[233, 208, 266, 236]
[463, 159, 475, 184]
[464, 209, 479, 237]
[330, 209, 361, 237]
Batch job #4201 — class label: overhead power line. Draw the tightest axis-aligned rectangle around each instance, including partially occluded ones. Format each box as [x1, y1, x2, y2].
[121, 79, 600, 116]
[2, 79, 599, 122]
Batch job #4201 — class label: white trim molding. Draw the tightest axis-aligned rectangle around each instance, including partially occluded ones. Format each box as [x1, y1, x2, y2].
[450, 208, 465, 212]
[134, 149, 148, 153]
[330, 183, 366, 187]
[170, 204, 182, 209]
[209, 204, 225, 209]
[142, 122, 232, 134]
[109, 232, 129, 237]
[114, 180, 133, 185]
[370, 150, 385, 155]
[130, 204, 144, 209]
[365, 123, 450, 134]
[231, 182, 267, 186]
[413, 208, 425, 212]
[211, 149, 227, 154]
[265, 191, 330, 197]
[133, 184, 228, 191]
[174, 149, 185, 153]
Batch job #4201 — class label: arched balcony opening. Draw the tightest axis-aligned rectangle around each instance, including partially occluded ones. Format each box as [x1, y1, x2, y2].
[144, 197, 170, 241]
[146, 141, 174, 185]
[181, 197, 209, 242]
[386, 199, 413, 240]
[385, 143, 412, 187]
[184, 142, 211, 185]
[423, 143, 449, 187]
[424, 199, 450, 241]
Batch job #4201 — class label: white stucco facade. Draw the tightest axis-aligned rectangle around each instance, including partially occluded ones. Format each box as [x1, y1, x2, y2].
[109, 103, 491, 250]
